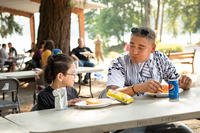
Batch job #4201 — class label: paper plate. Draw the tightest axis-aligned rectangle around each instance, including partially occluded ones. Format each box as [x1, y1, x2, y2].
[75, 98, 112, 109]
[145, 89, 183, 98]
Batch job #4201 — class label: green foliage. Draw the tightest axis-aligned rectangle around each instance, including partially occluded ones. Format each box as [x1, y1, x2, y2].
[86, 0, 200, 48]
[0, 13, 22, 38]
[166, 0, 200, 36]
[85, 0, 145, 44]
[103, 43, 124, 57]
[156, 43, 183, 54]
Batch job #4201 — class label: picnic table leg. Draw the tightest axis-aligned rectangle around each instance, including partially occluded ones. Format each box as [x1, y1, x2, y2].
[77, 74, 82, 95]
[33, 76, 37, 105]
[89, 73, 93, 98]
[192, 63, 194, 73]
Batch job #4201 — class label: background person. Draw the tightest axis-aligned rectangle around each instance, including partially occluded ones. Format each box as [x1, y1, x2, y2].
[71, 38, 95, 84]
[32, 40, 45, 68]
[41, 40, 55, 68]
[106, 27, 192, 133]
[8, 42, 17, 57]
[0, 44, 16, 72]
[52, 48, 62, 55]
[94, 34, 104, 63]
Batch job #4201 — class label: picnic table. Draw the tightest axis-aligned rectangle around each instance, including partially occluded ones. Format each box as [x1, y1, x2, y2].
[0, 117, 28, 133]
[5, 86, 200, 133]
[0, 70, 36, 79]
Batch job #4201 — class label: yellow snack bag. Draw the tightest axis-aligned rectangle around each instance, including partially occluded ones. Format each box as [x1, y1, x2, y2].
[106, 89, 134, 104]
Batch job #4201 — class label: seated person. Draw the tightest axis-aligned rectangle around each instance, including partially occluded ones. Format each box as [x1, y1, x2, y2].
[32, 40, 45, 68]
[8, 42, 17, 57]
[33, 54, 81, 110]
[41, 40, 55, 68]
[105, 27, 193, 133]
[0, 44, 16, 72]
[71, 38, 95, 84]
[52, 48, 62, 55]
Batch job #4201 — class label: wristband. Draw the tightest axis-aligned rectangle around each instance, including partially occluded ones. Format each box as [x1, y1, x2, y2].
[131, 85, 136, 94]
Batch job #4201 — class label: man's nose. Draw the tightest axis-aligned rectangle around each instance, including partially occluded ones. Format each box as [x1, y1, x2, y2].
[132, 49, 139, 54]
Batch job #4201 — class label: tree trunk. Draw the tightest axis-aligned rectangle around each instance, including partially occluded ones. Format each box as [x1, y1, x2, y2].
[139, 0, 144, 26]
[144, 0, 151, 27]
[37, 0, 71, 54]
[160, 0, 165, 42]
[189, 31, 191, 45]
[155, 0, 160, 35]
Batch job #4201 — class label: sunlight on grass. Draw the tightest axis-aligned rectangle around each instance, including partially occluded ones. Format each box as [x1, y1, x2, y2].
[156, 43, 184, 54]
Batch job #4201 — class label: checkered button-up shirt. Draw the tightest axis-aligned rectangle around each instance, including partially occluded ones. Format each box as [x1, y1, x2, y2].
[107, 51, 179, 88]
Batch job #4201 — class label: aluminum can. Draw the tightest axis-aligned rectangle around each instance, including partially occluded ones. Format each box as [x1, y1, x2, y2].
[168, 79, 179, 100]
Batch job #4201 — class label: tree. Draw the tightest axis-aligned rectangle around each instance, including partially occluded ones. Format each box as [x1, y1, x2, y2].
[85, 0, 146, 45]
[37, 0, 71, 54]
[155, 0, 160, 35]
[166, 0, 200, 38]
[159, 0, 166, 42]
[144, 0, 151, 27]
[0, 13, 22, 38]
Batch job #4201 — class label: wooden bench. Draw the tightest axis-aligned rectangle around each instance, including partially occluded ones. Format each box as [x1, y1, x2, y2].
[168, 49, 196, 73]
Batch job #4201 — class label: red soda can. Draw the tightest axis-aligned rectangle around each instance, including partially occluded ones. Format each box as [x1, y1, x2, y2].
[168, 79, 179, 100]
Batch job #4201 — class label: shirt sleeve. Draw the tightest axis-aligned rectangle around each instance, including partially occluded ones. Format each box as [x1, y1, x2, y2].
[87, 47, 93, 53]
[37, 91, 54, 110]
[71, 48, 76, 55]
[158, 52, 179, 82]
[107, 58, 126, 88]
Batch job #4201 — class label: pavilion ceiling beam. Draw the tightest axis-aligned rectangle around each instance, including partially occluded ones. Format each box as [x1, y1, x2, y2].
[72, 7, 85, 39]
[30, 14, 35, 44]
[30, 0, 40, 3]
[0, 6, 33, 18]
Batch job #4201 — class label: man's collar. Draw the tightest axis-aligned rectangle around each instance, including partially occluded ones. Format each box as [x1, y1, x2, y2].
[128, 53, 154, 65]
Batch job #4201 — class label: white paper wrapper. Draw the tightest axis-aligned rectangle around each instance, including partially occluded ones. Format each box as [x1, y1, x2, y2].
[53, 87, 68, 110]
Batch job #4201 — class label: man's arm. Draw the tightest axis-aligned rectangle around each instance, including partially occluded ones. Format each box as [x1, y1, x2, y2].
[71, 54, 79, 61]
[106, 85, 135, 96]
[159, 52, 192, 90]
[107, 80, 162, 96]
[178, 75, 192, 90]
[86, 47, 95, 58]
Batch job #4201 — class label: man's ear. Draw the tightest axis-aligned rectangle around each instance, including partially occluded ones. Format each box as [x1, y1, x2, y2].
[151, 43, 156, 53]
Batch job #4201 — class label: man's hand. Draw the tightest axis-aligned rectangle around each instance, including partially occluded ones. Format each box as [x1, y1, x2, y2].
[179, 75, 192, 90]
[135, 80, 162, 93]
[83, 52, 94, 58]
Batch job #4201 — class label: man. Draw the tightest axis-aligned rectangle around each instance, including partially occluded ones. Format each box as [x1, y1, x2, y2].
[106, 27, 192, 133]
[94, 34, 104, 63]
[0, 44, 15, 71]
[71, 38, 95, 84]
[8, 42, 17, 57]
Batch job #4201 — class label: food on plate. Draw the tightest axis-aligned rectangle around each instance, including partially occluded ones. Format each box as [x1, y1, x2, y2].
[106, 89, 134, 104]
[86, 98, 102, 105]
[158, 85, 169, 93]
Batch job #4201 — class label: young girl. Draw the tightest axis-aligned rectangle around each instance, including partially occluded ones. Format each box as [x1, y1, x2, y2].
[36, 54, 81, 110]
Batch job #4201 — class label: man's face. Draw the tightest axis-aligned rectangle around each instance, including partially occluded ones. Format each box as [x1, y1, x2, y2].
[78, 38, 84, 48]
[129, 35, 156, 63]
[8, 44, 11, 48]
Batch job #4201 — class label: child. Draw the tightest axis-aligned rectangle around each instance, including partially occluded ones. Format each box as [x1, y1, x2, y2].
[36, 54, 81, 110]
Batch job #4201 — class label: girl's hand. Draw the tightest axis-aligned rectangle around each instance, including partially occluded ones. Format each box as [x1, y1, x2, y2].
[68, 98, 82, 106]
